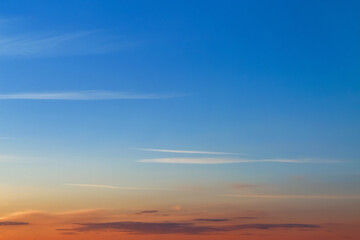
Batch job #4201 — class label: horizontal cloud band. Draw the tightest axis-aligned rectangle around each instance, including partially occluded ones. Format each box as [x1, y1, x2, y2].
[60, 221, 320, 234]
[224, 194, 360, 200]
[138, 158, 336, 164]
[138, 148, 239, 155]
[65, 184, 139, 190]
[0, 221, 28, 226]
[0, 91, 177, 100]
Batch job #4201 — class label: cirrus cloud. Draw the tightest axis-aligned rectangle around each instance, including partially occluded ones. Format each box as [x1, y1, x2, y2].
[223, 194, 360, 200]
[65, 184, 139, 190]
[137, 148, 240, 155]
[137, 158, 336, 164]
[0, 221, 28, 226]
[59, 221, 320, 235]
[0, 91, 178, 100]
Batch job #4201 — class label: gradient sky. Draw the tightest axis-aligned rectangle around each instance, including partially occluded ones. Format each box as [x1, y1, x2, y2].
[0, 0, 359, 239]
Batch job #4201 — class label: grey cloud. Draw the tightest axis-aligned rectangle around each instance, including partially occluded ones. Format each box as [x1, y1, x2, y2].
[59, 221, 320, 235]
[136, 210, 159, 215]
[193, 218, 229, 222]
[0, 221, 29, 226]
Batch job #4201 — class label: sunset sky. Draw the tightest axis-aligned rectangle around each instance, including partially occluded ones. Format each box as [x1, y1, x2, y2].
[0, 0, 359, 239]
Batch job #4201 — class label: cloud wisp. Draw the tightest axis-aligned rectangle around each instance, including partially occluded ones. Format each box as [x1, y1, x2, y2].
[0, 18, 11, 24]
[0, 26, 140, 57]
[138, 158, 335, 164]
[136, 210, 159, 215]
[0, 91, 177, 100]
[0, 155, 17, 162]
[0, 221, 28, 226]
[0, 209, 120, 224]
[65, 184, 139, 190]
[1, 209, 321, 236]
[59, 221, 320, 235]
[230, 183, 259, 189]
[223, 194, 360, 200]
[0, 137, 12, 140]
[138, 148, 240, 155]
[0, 31, 92, 56]
[193, 218, 229, 222]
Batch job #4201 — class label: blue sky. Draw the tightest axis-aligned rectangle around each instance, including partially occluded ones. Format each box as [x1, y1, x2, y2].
[0, 0, 359, 196]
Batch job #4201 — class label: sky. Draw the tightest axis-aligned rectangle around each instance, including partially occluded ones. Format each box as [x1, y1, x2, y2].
[0, 0, 359, 239]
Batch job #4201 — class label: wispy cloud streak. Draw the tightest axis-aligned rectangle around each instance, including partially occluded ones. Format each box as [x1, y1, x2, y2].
[60, 221, 320, 234]
[224, 194, 360, 200]
[193, 218, 229, 222]
[136, 210, 159, 215]
[0, 137, 12, 140]
[0, 155, 17, 162]
[0, 18, 11, 24]
[138, 148, 239, 155]
[0, 27, 139, 57]
[0, 31, 92, 56]
[138, 158, 335, 164]
[65, 184, 168, 191]
[0, 91, 177, 100]
[0, 221, 28, 226]
[65, 184, 139, 190]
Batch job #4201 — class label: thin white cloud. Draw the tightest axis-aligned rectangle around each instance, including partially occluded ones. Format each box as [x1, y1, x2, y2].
[65, 184, 169, 191]
[65, 184, 139, 190]
[0, 137, 12, 140]
[0, 91, 177, 100]
[138, 158, 338, 164]
[0, 31, 97, 56]
[0, 18, 11, 24]
[0, 155, 16, 162]
[223, 194, 360, 200]
[0, 19, 140, 57]
[138, 148, 239, 155]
